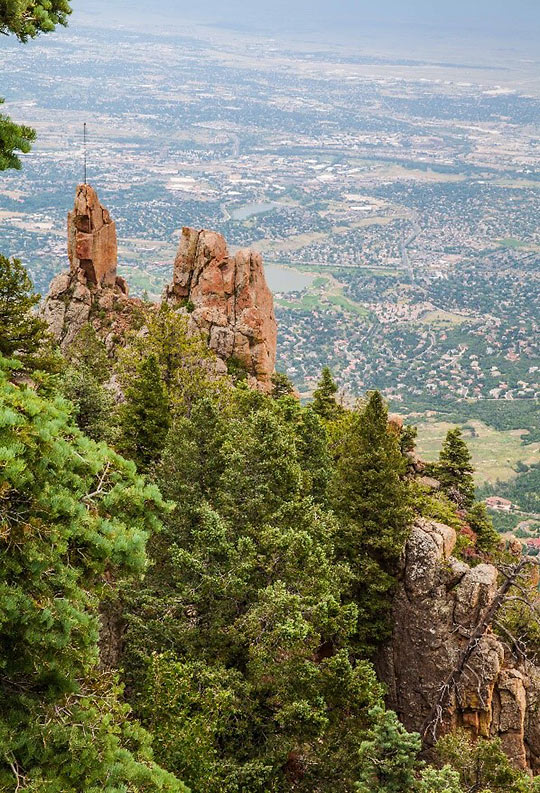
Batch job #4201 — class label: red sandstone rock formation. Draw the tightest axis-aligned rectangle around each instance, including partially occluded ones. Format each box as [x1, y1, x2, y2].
[68, 184, 118, 287]
[164, 226, 277, 390]
[42, 187, 277, 390]
[42, 185, 136, 350]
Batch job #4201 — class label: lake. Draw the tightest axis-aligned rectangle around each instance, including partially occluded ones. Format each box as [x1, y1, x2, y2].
[265, 265, 313, 294]
[230, 202, 277, 221]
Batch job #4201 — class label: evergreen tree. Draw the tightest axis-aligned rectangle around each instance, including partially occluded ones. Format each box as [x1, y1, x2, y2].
[356, 707, 463, 793]
[218, 406, 303, 529]
[0, 355, 185, 792]
[63, 366, 116, 442]
[156, 397, 227, 516]
[436, 428, 476, 509]
[331, 391, 412, 653]
[467, 502, 500, 554]
[294, 405, 333, 504]
[0, 1, 71, 172]
[116, 304, 229, 417]
[271, 371, 296, 399]
[119, 354, 171, 471]
[65, 324, 110, 383]
[332, 391, 411, 567]
[436, 729, 540, 793]
[124, 390, 387, 793]
[0, 0, 72, 40]
[312, 366, 341, 420]
[400, 423, 418, 455]
[62, 325, 116, 442]
[0, 254, 56, 372]
[0, 99, 35, 170]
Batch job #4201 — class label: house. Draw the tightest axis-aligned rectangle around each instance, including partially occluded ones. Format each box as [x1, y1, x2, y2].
[485, 496, 513, 512]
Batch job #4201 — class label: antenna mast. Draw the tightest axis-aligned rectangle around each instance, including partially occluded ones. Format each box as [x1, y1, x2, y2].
[83, 123, 87, 184]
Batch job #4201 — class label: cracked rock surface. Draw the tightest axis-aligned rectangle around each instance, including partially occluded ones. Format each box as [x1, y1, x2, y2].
[377, 518, 540, 773]
[164, 226, 277, 390]
[42, 187, 277, 392]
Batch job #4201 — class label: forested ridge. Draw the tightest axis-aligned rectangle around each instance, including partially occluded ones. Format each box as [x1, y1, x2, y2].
[2, 4, 540, 792]
[3, 253, 540, 791]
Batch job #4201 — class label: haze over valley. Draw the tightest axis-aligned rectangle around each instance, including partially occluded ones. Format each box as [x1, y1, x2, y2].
[1, 0, 538, 516]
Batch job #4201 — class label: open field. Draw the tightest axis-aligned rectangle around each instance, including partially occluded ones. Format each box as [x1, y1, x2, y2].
[415, 418, 540, 485]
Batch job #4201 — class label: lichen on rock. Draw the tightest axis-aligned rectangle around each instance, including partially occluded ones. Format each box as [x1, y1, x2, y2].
[378, 518, 540, 774]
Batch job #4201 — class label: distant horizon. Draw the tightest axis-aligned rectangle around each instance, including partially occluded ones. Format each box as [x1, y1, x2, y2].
[72, 0, 540, 38]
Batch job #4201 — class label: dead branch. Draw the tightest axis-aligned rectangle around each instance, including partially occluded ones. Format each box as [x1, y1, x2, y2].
[421, 556, 530, 743]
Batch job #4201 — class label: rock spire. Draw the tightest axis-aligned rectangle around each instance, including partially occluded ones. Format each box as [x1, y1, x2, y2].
[164, 227, 277, 389]
[68, 184, 118, 287]
[42, 186, 277, 390]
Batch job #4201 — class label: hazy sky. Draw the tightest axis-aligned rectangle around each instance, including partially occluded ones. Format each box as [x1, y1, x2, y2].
[73, 0, 540, 34]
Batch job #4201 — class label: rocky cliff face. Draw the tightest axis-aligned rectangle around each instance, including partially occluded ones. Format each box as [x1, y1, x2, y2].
[164, 227, 277, 389]
[378, 519, 540, 773]
[42, 186, 277, 389]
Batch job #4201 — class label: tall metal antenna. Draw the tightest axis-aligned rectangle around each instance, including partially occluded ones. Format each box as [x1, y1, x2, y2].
[83, 123, 87, 184]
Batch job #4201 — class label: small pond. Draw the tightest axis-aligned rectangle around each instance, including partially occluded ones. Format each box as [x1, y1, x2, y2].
[265, 265, 313, 294]
[230, 202, 278, 220]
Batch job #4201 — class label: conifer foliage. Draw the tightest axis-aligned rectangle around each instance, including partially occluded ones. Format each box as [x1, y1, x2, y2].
[0, 254, 52, 371]
[0, 1, 71, 172]
[62, 325, 116, 442]
[435, 427, 476, 509]
[0, 0, 71, 40]
[0, 356, 185, 792]
[119, 354, 170, 470]
[356, 707, 463, 793]
[0, 100, 35, 170]
[312, 366, 341, 420]
[123, 391, 385, 793]
[331, 391, 412, 652]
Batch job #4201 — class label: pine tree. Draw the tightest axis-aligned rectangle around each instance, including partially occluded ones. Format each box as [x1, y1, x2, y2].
[436, 428, 476, 509]
[357, 708, 463, 793]
[0, 2, 71, 172]
[65, 324, 110, 383]
[0, 0, 72, 40]
[123, 390, 387, 793]
[119, 354, 171, 471]
[157, 396, 227, 517]
[271, 370, 296, 399]
[467, 502, 500, 554]
[218, 406, 303, 529]
[0, 254, 56, 371]
[312, 366, 341, 420]
[294, 405, 332, 503]
[0, 99, 35, 170]
[116, 304, 229, 417]
[0, 355, 185, 792]
[332, 391, 411, 568]
[331, 391, 412, 653]
[62, 325, 116, 442]
[63, 366, 116, 442]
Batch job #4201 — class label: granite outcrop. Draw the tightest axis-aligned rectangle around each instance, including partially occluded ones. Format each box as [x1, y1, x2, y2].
[378, 518, 540, 773]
